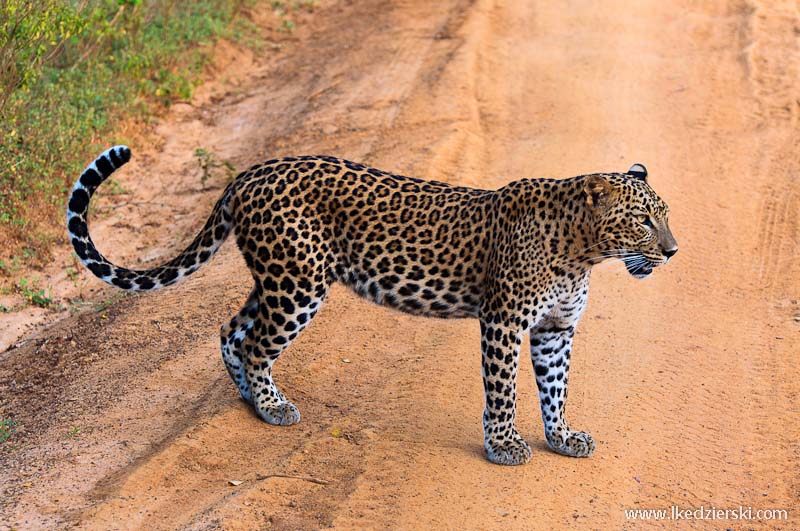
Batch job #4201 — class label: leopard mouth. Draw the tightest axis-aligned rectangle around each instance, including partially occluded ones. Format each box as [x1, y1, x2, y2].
[624, 255, 655, 279]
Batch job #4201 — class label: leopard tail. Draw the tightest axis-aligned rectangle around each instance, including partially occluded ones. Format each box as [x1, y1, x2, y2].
[66, 146, 234, 291]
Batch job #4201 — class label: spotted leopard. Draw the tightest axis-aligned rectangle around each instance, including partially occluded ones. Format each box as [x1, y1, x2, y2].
[67, 146, 677, 465]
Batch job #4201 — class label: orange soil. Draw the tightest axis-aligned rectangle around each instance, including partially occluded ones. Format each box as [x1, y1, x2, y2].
[1, 0, 798, 529]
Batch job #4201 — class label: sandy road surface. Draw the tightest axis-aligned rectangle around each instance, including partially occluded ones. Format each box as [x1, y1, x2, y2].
[1, 0, 799, 529]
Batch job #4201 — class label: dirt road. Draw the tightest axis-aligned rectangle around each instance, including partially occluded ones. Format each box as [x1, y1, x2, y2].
[2, 0, 798, 529]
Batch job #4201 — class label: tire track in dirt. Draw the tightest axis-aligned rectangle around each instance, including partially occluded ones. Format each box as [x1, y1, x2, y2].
[740, 0, 800, 515]
[741, 0, 799, 125]
[742, 0, 800, 297]
[754, 139, 800, 295]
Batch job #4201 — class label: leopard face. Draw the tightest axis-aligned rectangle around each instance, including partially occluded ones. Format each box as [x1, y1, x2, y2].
[584, 164, 677, 279]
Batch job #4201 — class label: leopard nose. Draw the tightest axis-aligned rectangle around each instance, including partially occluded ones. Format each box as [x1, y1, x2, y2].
[663, 247, 678, 259]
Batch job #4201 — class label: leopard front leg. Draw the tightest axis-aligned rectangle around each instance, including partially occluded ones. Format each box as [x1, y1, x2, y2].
[530, 322, 595, 457]
[480, 316, 531, 466]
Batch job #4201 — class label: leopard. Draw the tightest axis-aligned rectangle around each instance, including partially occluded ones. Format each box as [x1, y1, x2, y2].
[67, 145, 677, 466]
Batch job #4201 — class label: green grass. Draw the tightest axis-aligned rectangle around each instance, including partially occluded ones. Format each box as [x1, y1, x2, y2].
[15, 277, 55, 308]
[0, 277, 57, 311]
[0, 419, 18, 444]
[0, 0, 261, 270]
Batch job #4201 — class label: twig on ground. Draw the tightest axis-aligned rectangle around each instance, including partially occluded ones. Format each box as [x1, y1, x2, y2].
[255, 473, 330, 485]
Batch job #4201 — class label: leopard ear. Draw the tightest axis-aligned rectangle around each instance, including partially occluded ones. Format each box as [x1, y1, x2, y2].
[583, 175, 613, 209]
[627, 163, 647, 181]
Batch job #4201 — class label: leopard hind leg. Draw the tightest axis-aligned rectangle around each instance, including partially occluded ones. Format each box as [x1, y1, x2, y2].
[244, 278, 329, 426]
[220, 287, 259, 405]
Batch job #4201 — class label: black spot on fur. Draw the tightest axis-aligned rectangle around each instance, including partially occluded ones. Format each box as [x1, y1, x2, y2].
[95, 155, 114, 177]
[80, 168, 103, 189]
[68, 189, 90, 213]
[68, 216, 88, 238]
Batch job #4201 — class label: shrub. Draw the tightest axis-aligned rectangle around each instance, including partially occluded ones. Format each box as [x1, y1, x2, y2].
[0, 0, 257, 269]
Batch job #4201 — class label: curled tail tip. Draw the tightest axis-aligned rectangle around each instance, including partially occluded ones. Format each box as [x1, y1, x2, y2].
[99, 144, 132, 174]
[68, 144, 227, 293]
[108, 144, 132, 163]
[68, 145, 134, 230]
[89, 145, 132, 177]
[71, 145, 132, 201]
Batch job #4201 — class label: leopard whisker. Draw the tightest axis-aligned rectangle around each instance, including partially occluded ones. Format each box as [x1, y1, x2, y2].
[580, 238, 612, 253]
[599, 252, 640, 259]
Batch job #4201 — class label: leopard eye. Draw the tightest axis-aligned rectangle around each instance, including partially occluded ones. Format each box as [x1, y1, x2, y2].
[637, 214, 653, 228]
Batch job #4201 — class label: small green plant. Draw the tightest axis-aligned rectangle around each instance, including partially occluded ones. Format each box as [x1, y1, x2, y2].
[278, 19, 296, 33]
[66, 426, 81, 438]
[0, 257, 19, 276]
[15, 277, 54, 308]
[0, 419, 18, 443]
[194, 147, 236, 189]
[93, 291, 128, 313]
[21, 247, 36, 261]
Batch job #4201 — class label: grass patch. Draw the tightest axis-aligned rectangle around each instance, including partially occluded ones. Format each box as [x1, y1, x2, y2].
[0, 419, 18, 444]
[0, 0, 262, 271]
[0, 277, 57, 311]
[15, 277, 55, 308]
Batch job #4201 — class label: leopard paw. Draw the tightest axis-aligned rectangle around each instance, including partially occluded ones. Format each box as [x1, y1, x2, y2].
[485, 434, 532, 466]
[548, 430, 595, 457]
[258, 401, 301, 426]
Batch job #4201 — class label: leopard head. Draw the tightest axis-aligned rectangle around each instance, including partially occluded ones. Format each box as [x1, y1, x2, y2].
[583, 164, 677, 279]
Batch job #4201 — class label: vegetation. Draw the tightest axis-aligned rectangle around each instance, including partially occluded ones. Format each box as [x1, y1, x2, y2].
[194, 147, 236, 189]
[0, 418, 17, 443]
[14, 277, 55, 308]
[0, 0, 261, 270]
